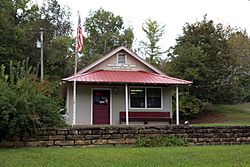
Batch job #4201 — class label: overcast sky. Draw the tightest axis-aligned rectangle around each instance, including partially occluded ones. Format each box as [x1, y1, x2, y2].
[56, 0, 250, 52]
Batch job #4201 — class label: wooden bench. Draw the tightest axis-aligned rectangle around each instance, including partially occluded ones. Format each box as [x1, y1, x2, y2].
[119, 111, 172, 124]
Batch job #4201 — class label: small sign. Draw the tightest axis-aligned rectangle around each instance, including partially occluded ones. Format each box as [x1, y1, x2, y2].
[107, 63, 136, 69]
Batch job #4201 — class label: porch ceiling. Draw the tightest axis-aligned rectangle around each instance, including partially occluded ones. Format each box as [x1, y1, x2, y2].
[62, 70, 192, 85]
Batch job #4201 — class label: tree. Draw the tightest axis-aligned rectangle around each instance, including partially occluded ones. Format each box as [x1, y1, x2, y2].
[0, 0, 39, 66]
[141, 19, 166, 66]
[227, 31, 250, 102]
[168, 16, 235, 104]
[45, 36, 75, 79]
[0, 0, 74, 80]
[37, 0, 74, 79]
[82, 8, 134, 66]
[228, 31, 250, 77]
[40, 0, 72, 37]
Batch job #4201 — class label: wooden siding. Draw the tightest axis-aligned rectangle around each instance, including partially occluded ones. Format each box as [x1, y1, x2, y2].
[87, 51, 156, 73]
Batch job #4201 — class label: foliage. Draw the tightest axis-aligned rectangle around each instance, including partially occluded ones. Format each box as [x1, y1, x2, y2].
[167, 16, 249, 104]
[0, 0, 74, 80]
[172, 92, 203, 121]
[0, 61, 65, 141]
[40, 0, 72, 37]
[38, 0, 74, 79]
[0, 0, 39, 66]
[82, 8, 134, 66]
[135, 136, 188, 147]
[141, 19, 166, 66]
[227, 31, 250, 102]
[45, 36, 75, 79]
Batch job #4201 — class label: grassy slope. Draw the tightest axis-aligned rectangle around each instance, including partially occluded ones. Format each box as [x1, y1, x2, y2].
[191, 102, 250, 126]
[1, 146, 250, 167]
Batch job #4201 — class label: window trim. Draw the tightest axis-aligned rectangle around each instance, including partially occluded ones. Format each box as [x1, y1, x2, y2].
[129, 86, 163, 110]
[117, 53, 127, 64]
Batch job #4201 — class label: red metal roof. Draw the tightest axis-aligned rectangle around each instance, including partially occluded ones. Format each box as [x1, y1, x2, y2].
[63, 70, 192, 85]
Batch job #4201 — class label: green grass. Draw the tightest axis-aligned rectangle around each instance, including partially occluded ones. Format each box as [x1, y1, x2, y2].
[193, 102, 250, 126]
[1, 145, 250, 167]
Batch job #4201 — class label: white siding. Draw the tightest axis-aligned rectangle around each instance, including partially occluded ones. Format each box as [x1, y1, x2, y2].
[66, 83, 173, 125]
[88, 51, 155, 73]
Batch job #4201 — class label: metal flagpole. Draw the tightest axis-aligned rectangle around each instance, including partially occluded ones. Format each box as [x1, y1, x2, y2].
[72, 50, 77, 126]
[72, 11, 83, 127]
[72, 13, 79, 127]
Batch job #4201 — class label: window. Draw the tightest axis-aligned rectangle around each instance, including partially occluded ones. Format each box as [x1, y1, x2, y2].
[93, 90, 110, 105]
[117, 53, 126, 64]
[130, 88, 145, 108]
[147, 88, 161, 108]
[129, 87, 162, 108]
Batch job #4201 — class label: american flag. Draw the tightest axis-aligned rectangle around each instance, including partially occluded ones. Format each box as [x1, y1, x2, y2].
[76, 12, 83, 52]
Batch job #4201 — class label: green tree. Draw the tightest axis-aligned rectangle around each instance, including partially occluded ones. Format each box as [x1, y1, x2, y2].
[0, 0, 39, 66]
[40, 0, 72, 37]
[0, 0, 74, 80]
[82, 8, 134, 66]
[36, 0, 74, 79]
[227, 31, 250, 102]
[168, 16, 234, 104]
[141, 19, 166, 66]
[46, 36, 75, 79]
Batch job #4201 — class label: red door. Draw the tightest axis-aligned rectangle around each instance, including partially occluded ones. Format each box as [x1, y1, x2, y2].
[93, 90, 110, 124]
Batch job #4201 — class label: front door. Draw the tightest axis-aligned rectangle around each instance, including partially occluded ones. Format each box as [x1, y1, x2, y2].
[93, 90, 110, 124]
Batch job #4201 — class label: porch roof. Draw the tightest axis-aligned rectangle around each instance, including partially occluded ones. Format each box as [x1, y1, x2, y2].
[63, 70, 192, 85]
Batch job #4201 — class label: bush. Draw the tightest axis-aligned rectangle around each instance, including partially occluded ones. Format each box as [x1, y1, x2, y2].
[173, 92, 202, 121]
[135, 136, 188, 147]
[0, 62, 65, 141]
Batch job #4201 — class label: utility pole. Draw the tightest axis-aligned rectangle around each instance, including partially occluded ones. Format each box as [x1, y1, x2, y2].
[40, 28, 44, 82]
[32, 28, 44, 82]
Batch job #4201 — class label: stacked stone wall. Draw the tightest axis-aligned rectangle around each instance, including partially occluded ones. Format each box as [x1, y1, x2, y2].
[1, 125, 250, 147]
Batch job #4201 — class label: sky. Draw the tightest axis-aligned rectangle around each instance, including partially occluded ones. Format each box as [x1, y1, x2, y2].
[55, 0, 250, 53]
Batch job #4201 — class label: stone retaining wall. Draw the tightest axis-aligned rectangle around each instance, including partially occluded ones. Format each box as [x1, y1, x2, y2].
[1, 125, 250, 147]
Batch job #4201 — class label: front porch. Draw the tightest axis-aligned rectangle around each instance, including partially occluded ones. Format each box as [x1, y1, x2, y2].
[65, 83, 180, 125]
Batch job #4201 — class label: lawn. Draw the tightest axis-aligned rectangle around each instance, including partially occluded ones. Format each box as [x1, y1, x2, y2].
[1, 145, 250, 167]
[191, 102, 250, 126]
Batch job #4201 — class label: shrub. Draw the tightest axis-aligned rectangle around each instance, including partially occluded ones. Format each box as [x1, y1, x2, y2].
[0, 62, 65, 141]
[135, 136, 188, 147]
[172, 92, 202, 121]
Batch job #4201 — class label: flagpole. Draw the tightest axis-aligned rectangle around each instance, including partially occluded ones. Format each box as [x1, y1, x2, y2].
[72, 11, 83, 127]
[72, 50, 77, 126]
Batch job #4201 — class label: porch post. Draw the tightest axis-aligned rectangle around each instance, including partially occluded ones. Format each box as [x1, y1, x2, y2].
[176, 85, 179, 125]
[72, 79, 76, 126]
[125, 83, 129, 125]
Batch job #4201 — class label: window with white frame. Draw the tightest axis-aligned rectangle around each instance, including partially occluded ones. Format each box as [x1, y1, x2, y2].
[130, 87, 162, 108]
[117, 53, 126, 64]
[130, 88, 145, 108]
[147, 88, 161, 108]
